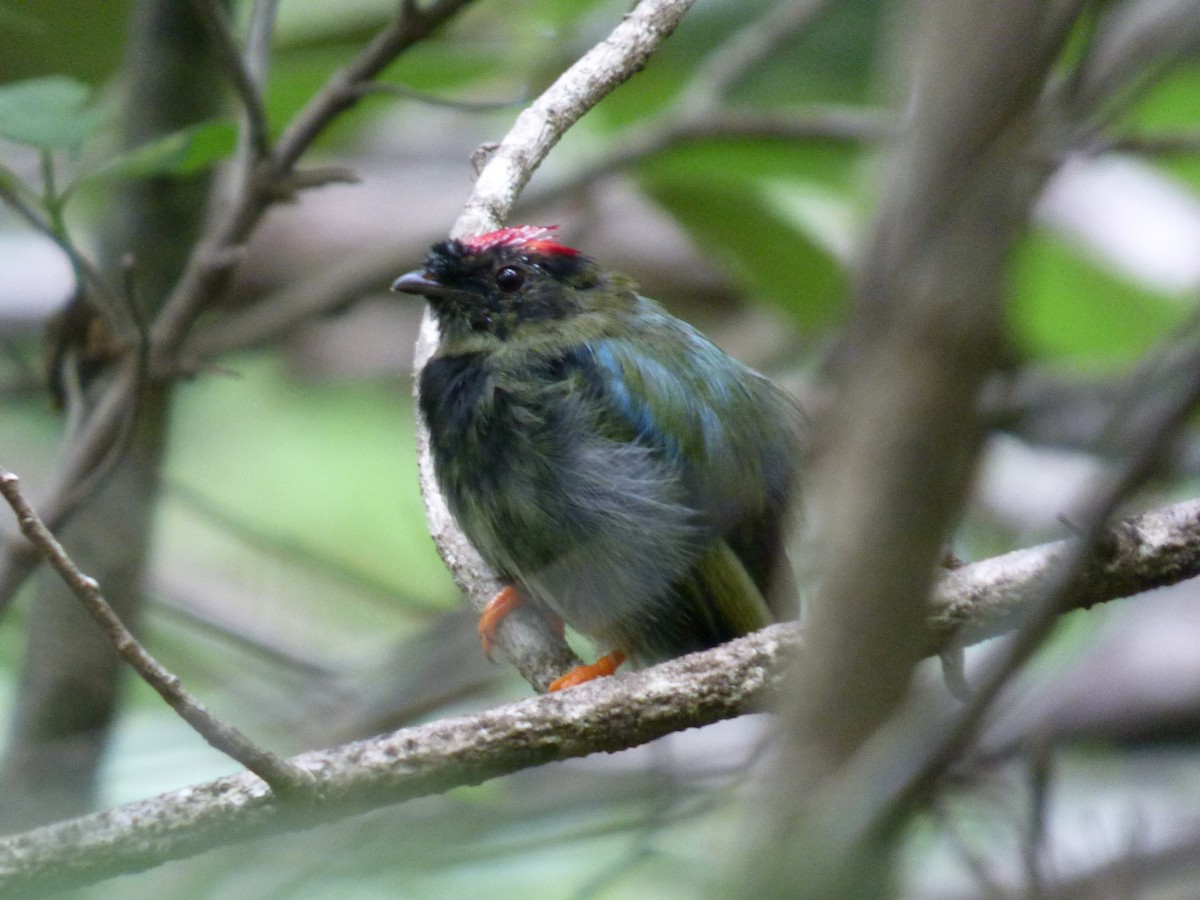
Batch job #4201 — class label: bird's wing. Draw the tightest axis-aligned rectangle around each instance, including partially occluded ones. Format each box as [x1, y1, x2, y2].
[574, 319, 798, 541]
[566, 318, 802, 629]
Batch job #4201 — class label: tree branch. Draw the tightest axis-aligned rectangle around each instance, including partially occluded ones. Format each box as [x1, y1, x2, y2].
[189, 0, 271, 161]
[0, 0, 476, 617]
[1, 494, 1198, 893]
[449, 0, 697, 238]
[0, 470, 310, 793]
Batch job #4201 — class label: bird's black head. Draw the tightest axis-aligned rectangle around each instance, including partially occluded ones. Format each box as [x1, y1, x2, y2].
[393, 226, 618, 347]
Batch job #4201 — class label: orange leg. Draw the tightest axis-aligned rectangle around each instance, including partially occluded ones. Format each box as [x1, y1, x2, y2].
[548, 651, 627, 692]
[478, 586, 523, 659]
[478, 587, 566, 660]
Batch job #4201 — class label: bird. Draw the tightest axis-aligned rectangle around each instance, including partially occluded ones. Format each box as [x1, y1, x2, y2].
[393, 225, 804, 691]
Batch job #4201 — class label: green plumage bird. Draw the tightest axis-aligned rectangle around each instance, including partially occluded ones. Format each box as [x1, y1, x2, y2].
[394, 226, 803, 689]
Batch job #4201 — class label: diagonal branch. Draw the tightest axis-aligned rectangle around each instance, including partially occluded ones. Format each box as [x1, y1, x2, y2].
[189, 0, 271, 161]
[270, 0, 478, 178]
[451, 0, 698, 237]
[0, 470, 311, 793]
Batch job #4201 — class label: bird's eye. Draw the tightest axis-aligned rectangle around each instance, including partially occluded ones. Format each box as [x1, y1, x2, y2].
[495, 266, 525, 293]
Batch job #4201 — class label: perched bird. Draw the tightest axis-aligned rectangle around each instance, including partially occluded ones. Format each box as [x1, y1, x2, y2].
[394, 226, 803, 691]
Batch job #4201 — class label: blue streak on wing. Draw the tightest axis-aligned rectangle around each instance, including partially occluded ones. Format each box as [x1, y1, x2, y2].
[563, 326, 758, 531]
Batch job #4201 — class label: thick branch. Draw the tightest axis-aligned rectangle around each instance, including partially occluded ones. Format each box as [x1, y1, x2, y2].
[0, 629, 783, 896]
[1, 495, 1197, 893]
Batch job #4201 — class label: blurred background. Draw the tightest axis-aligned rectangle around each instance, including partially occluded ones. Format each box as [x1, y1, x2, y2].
[2, 0, 1200, 896]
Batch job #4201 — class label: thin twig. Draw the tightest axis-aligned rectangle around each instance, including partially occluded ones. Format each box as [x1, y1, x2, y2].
[1022, 739, 1053, 900]
[0, 178, 118, 317]
[230, 0, 282, 199]
[189, 0, 271, 160]
[0, 468, 312, 793]
[351, 80, 530, 111]
[1066, 0, 1200, 123]
[0, 360, 140, 612]
[271, 0, 478, 177]
[680, 0, 833, 108]
[243, 0, 281, 87]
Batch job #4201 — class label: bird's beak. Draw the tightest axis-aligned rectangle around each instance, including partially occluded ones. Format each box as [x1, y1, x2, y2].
[391, 270, 453, 300]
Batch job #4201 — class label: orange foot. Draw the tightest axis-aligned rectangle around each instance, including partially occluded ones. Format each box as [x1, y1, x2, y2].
[479, 586, 523, 659]
[548, 651, 627, 692]
[478, 588, 566, 660]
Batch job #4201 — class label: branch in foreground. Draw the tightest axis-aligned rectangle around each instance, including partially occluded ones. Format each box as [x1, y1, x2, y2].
[0, 469, 309, 793]
[1, 496, 1197, 894]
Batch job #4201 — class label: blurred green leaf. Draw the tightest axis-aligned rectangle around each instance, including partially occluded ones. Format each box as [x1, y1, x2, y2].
[83, 120, 238, 183]
[759, 177, 857, 263]
[1123, 65, 1200, 131]
[0, 5, 46, 37]
[273, 0, 393, 43]
[0, 162, 23, 195]
[592, 0, 884, 131]
[645, 174, 848, 331]
[640, 140, 857, 330]
[1122, 64, 1200, 188]
[0, 1, 129, 85]
[167, 356, 454, 607]
[642, 137, 861, 185]
[1011, 230, 1191, 366]
[731, 0, 884, 106]
[0, 75, 105, 150]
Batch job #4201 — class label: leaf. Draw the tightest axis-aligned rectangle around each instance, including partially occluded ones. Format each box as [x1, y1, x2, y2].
[0, 75, 105, 151]
[0, 163, 23, 195]
[1010, 230, 1191, 367]
[639, 140, 857, 331]
[1120, 63, 1200, 190]
[84, 121, 239, 183]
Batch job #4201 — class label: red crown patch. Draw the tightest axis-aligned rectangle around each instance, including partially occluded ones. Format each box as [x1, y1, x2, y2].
[460, 225, 580, 258]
